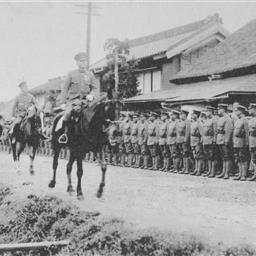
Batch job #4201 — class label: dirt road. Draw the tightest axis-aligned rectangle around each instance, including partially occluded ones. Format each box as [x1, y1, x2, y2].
[0, 151, 256, 247]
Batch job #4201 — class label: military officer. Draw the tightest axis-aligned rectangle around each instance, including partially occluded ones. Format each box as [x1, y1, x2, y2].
[158, 111, 169, 171]
[130, 113, 140, 168]
[138, 112, 148, 169]
[59, 52, 97, 144]
[122, 113, 133, 167]
[176, 109, 191, 174]
[216, 103, 234, 179]
[147, 112, 159, 170]
[10, 81, 36, 143]
[167, 110, 179, 173]
[201, 106, 218, 178]
[190, 109, 204, 176]
[248, 103, 256, 181]
[116, 113, 126, 166]
[233, 105, 249, 181]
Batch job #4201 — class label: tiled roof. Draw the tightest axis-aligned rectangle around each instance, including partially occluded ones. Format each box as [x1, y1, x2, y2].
[171, 18, 256, 81]
[91, 14, 225, 70]
[125, 74, 256, 103]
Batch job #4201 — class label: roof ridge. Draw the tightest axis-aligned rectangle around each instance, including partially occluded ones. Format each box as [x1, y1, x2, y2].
[129, 13, 222, 48]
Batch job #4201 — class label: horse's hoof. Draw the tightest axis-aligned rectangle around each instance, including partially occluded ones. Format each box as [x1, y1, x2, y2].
[77, 193, 84, 200]
[29, 169, 34, 176]
[48, 180, 56, 188]
[67, 185, 75, 194]
[96, 190, 102, 198]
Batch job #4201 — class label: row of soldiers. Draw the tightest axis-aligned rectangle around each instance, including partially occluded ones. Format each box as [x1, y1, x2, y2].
[106, 102, 256, 181]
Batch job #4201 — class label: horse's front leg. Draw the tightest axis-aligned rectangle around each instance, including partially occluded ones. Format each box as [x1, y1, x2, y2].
[49, 146, 61, 188]
[28, 145, 37, 175]
[67, 151, 76, 194]
[76, 153, 84, 200]
[97, 149, 107, 198]
[16, 142, 23, 174]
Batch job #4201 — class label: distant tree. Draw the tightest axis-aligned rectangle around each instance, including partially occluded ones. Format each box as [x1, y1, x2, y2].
[102, 38, 139, 99]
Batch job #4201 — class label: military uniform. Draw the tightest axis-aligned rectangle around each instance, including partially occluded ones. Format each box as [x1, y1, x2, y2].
[130, 114, 140, 167]
[176, 110, 191, 174]
[233, 106, 249, 181]
[201, 107, 218, 178]
[158, 112, 169, 171]
[118, 116, 126, 166]
[216, 104, 234, 179]
[147, 113, 159, 170]
[138, 114, 148, 169]
[190, 110, 204, 176]
[248, 104, 256, 181]
[167, 113, 179, 172]
[123, 117, 132, 167]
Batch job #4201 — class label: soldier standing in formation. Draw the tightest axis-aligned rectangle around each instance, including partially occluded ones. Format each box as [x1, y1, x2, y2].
[158, 111, 169, 171]
[138, 113, 148, 169]
[147, 112, 159, 170]
[122, 113, 132, 167]
[130, 113, 140, 168]
[190, 109, 204, 176]
[216, 104, 234, 179]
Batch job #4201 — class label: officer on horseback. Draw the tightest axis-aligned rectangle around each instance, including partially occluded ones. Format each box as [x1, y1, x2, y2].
[9, 81, 36, 143]
[59, 52, 97, 144]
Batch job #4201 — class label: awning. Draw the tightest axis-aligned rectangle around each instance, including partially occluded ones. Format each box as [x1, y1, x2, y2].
[125, 74, 256, 104]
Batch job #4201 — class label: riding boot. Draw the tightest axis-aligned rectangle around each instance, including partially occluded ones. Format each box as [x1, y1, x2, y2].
[233, 162, 242, 180]
[112, 154, 117, 166]
[190, 160, 198, 175]
[183, 158, 190, 174]
[165, 158, 170, 172]
[154, 156, 160, 171]
[203, 160, 211, 177]
[247, 162, 256, 181]
[143, 155, 148, 169]
[159, 158, 165, 172]
[208, 161, 216, 178]
[120, 154, 125, 167]
[240, 162, 247, 181]
[196, 159, 203, 176]
[179, 158, 185, 174]
[148, 157, 154, 170]
[224, 160, 232, 179]
[217, 161, 226, 178]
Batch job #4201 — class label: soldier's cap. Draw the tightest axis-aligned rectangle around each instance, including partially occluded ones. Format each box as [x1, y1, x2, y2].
[18, 81, 26, 88]
[133, 112, 139, 117]
[217, 103, 228, 110]
[127, 112, 133, 118]
[181, 109, 189, 116]
[200, 111, 207, 116]
[248, 103, 256, 109]
[205, 106, 215, 111]
[192, 109, 201, 116]
[170, 109, 180, 115]
[161, 110, 169, 116]
[236, 105, 247, 112]
[149, 112, 158, 117]
[140, 112, 148, 117]
[120, 112, 126, 117]
[74, 52, 88, 61]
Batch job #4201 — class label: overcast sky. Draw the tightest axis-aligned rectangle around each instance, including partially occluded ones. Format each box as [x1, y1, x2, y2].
[1, 1, 256, 101]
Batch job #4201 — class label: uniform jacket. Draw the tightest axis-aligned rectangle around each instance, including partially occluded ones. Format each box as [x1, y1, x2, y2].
[12, 92, 36, 117]
[248, 117, 256, 148]
[158, 120, 168, 145]
[190, 120, 203, 147]
[61, 69, 97, 103]
[138, 121, 148, 145]
[202, 117, 217, 145]
[233, 116, 249, 148]
[176, 119, 190, 144]
[123, 120, 132, 143]
[147, 120, 158, 146]
[216, 114, 233, 145]
[167, 120, 177, 145]
[131, 121, 139, 144]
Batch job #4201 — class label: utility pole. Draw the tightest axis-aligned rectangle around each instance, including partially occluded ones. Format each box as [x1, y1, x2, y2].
[86, 2, 92, 69]
[114, 48, 119, 91]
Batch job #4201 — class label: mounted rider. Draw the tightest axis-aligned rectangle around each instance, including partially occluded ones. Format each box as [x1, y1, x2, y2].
[59, 52, 97, 144]
[9, 81, 37, 143]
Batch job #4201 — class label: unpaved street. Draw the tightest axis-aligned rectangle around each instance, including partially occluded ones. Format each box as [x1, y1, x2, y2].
[0, 151, 256, 247]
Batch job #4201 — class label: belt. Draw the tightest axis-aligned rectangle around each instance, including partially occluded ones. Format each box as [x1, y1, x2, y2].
[217, 130, 225, 135]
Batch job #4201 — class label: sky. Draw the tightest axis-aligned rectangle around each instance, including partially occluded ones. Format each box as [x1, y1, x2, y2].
[1, 1, 256, 101]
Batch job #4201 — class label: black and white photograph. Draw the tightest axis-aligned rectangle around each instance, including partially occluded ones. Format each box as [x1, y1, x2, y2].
[0, 1, 256, 255]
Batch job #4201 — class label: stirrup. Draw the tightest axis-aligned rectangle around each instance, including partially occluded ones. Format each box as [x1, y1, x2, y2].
[58, 134, 68, 144]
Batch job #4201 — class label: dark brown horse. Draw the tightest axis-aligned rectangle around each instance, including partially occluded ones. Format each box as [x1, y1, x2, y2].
[10, 106, 41, 174]
[48, 92, 120, 199]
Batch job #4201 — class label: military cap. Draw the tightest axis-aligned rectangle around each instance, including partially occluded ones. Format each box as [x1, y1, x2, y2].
[236, 104, 247, 112]
[205, 106, 215, 111]
[149, 112, 158, 117]
[133, 112, 139, 117]
[192, 109, 201, 116]
[217, 103, 228, 110]
[181, 109, 189, 116]
[171, 109, 180, 116]
[249, 103, 256, 109]
[161, 110, 169, 116]
[140, 112, 148, 117]
[74, 52, 88, 61]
